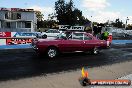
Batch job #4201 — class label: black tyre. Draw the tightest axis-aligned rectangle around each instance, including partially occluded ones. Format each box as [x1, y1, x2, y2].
[42, 34, 47, 39]
[46, 47, 58, 59]
[92, 47, 99, 55]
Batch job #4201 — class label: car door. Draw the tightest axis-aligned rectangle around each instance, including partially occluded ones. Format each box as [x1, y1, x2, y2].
[58, 33, 84, 52]
[83, 34, 95, 51]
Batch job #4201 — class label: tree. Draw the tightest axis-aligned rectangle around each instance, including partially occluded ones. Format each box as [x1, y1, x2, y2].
[65, 0, 75, 25]
[127, 24, 132, 30]
[35, 11, 44, 21]
[112, 18, 123, 28]
[55, 0, 89, 25]
[35, 11, 44, 29]
[55, 0, 66, 24]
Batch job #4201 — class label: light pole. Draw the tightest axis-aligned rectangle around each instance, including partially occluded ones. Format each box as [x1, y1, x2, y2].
[77, 17, 79, 25]
[91, 16, 93, 34]
[125, 17, 129, 29]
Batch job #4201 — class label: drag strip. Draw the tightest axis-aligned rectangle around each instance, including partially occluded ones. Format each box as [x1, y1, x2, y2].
[0, 40, 132, 49]
[0, 44, 132, 81]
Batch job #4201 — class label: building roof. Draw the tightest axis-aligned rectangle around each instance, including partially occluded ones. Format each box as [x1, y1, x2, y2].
[0, 7, 34, 12]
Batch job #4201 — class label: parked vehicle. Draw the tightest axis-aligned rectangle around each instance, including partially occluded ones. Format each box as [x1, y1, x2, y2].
[42, 29, 61, 37]
[32, 32, 110, 58]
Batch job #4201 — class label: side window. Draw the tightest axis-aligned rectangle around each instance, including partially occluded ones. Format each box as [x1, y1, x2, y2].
[25, 22, 31, 28]
[72, 33, 83, 40]
[5, 12, 21, 20]
[46, 30, 52, 33]
[6, 22, 11, 28]
[58, 33, 66, 39]
[5, 12, 11, 19]
[84, 35, 92, 40]
[17, 13, 21, 19]
[53, 30, 60, 33]
[68, 34, 72, 39]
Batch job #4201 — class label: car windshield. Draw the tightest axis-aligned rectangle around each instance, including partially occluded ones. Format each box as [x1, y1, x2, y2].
[56, 32, 66, 39]
[56, 32, 71, 39]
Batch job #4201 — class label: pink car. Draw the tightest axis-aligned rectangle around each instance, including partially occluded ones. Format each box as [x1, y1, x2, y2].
[32, 32, 110, 58]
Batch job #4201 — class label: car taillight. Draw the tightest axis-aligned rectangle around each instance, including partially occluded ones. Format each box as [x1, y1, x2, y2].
[107, 41, 110, 46]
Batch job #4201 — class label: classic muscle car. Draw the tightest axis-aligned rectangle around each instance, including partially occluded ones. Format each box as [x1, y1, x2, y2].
[32, 32, 110, 58]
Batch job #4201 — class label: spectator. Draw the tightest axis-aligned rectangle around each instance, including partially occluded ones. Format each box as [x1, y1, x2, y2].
[101, 31, 109, 40]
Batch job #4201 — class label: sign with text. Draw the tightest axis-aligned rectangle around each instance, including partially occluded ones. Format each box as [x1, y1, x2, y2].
[6, 38, 32, 45]
[11, 32, 37, 38]
[59, 25, 84, 31]
[79, 67, 131, 86]
[0, 32, 11, 37]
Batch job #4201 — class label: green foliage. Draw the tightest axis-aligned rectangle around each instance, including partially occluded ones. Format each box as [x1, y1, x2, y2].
[37, 20, 58, 29]
[35, 11, 44, 29]
[55, 0, 89, 25]
[126, 24, 132, 30]
[37, 0, 90, 29]
[112, 18, 124, 28]
[35, 11, 44, 21]
[55, 0, 66, 24]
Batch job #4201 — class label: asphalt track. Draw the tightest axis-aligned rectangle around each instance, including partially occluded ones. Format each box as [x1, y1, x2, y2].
[0, 43, 132, 81]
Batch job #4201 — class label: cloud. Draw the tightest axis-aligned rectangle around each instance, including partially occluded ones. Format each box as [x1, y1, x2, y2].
[28, 5, 54, 19]
[82, 0, 110, 11]
[91, 11, 122, 23]
[83, 11, 122, 23]
[81, 0, 132, 24]
[94, 13, 132, 24]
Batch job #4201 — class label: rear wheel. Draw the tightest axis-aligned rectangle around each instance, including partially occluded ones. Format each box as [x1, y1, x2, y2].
[92, 47, 99, 55]
[46, 47, 58, 59]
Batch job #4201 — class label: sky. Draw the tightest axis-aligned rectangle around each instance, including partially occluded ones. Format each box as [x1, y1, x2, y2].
[0, 0, 132, 24]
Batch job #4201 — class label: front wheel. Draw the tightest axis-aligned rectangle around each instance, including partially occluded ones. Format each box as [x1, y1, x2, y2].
[46, 47, 58, 59]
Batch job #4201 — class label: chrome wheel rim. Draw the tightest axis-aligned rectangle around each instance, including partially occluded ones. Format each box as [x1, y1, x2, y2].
[94, 48, 98, 54]
[48, 49, 56, 58]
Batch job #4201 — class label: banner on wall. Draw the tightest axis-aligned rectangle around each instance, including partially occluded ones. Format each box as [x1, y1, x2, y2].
[0, 32, 11, 37]
[11, 32, 37, 38]
[6, 38, 32, 45]
[0, 32, 40, 45]
[59, 25, 84, 31]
